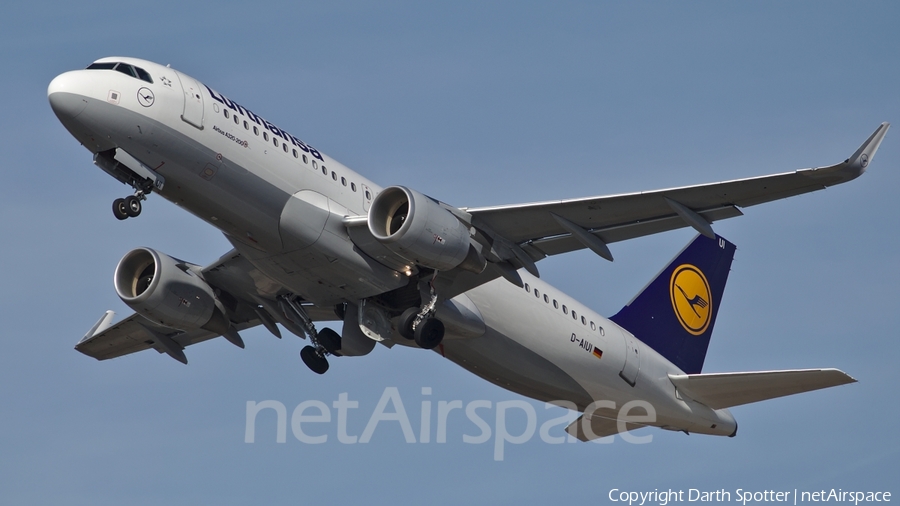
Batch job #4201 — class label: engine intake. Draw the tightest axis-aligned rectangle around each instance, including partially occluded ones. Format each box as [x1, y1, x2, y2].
[115, 248, 229, 333]
[367, 186, 471, 271]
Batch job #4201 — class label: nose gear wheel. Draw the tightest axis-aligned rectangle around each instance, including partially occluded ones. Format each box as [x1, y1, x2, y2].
[112, 191, 146, 220]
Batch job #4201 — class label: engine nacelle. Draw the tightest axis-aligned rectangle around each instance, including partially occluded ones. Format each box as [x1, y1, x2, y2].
[367, 186, 471, 271]
[114, 248, 229, 333]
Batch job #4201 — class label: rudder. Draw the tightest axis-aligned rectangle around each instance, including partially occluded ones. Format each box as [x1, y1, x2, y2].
[610, 234, 736, 374]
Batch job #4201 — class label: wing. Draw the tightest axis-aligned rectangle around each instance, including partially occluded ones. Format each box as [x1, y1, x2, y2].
[467, 123, 889, 260]
[346, 124, 888, 300]
[75, 250, 341, 363]
[75, 311, 261, 362]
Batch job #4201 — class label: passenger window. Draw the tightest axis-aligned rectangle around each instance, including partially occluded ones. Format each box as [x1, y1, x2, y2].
[351, 182, 357, 192]
[553, 300, 559, 309]
[234, 114, 239, 125]
[283, 143, 289, 153]
[224, 110, 230, 119]
[572, 310, 577, 320]
[312, 160, 318, 170]
[599, 327, 605, 336]
[273, 138, 279, 147]
[590, 321, 596, 331]
[303, 155, 308, 164]
[581, 316, 586, 325]
[524, 283, 530, 292]
[322, 166, 327, 175]
[244, 121, 249, 130]
[331, 171, 337, 180]
[562, 305, 568, 314]
[293, 149, 298, 158]
[534, 288, 539, 298]
[264, 132, 269, 141]
[253, 126, 259, 135]
[543, 294, 549, 303]
[341, 177, 347, 186]
[365, 190, 372, 200]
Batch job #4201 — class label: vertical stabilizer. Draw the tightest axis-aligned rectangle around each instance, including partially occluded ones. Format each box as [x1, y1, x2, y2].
[610, 234, 735, 374]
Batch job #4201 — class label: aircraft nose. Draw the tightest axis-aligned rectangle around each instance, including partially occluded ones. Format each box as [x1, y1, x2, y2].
[48, 71, 89, 120]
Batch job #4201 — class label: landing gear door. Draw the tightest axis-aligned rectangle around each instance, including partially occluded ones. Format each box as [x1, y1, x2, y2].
[175, 71, 204, 130]
[619, 332, 640, 386]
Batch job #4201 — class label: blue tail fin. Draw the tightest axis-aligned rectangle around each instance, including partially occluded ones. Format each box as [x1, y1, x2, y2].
[610, 234, 736, 374]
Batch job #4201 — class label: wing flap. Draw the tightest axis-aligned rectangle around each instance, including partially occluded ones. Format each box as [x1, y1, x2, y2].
[527, 205, 742, 257]
[668, 368, 857, 409]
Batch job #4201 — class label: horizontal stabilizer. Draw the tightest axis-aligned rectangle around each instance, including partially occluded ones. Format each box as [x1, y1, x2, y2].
[669, 368, 856, 409]
[565, 414, 645, 442]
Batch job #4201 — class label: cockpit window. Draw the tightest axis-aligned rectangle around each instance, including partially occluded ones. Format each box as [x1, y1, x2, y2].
[87, 62, 116, 70]
[86, 62, 153, 84]
[115, 63, 138, 78]
[134, 67, 152, 83]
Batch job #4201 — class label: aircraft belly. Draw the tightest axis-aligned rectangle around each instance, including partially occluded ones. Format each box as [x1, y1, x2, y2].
[452, 278, 640, 408]
[223, 219, 406, 306]
[445, 286, 736, 434]
[442, 329, 595, 410]
[148, 122, 288, 250]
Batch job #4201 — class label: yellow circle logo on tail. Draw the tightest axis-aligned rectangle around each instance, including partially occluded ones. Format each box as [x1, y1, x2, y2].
[670, 264, 712, 335]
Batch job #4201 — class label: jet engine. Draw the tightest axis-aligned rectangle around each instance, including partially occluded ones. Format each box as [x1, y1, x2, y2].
[114, 248, 230, 333]
[367, 186, 471, 271]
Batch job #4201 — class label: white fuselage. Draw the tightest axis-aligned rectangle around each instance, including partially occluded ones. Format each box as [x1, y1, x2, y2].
[48, 57, 736, 437]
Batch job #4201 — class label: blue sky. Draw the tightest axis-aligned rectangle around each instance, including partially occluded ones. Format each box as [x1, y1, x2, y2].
[2, 1, 898, 504]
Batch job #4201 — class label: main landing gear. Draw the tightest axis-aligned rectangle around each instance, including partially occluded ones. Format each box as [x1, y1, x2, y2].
[300, 327, 341, 374]
[112, 193, 145, 220]
[398, 287, 445, 350]
[279, 294, 342, 375]
[300, 345, 329, 374]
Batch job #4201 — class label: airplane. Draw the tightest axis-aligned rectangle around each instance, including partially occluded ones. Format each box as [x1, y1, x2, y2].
[48, 57, 888, 441]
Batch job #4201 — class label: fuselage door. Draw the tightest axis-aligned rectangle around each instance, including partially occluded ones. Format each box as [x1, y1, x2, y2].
[175, 71, 204, 130]
[619, 332, 640, 386]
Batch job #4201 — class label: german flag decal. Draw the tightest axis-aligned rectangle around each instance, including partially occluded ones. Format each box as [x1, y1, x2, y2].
[592, 348, 603, 359]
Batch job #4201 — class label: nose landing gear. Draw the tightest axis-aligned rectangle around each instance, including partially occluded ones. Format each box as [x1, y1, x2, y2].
[112, 193, 145, 220]
[92, 149, 159, 221]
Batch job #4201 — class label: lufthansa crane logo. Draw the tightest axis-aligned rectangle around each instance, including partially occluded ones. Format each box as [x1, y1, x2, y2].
[670, 264, 712, 335]
[137, 87, 155, 107]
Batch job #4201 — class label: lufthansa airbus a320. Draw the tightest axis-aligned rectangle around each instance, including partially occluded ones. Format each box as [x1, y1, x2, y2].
[48, 57, 889, 441]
